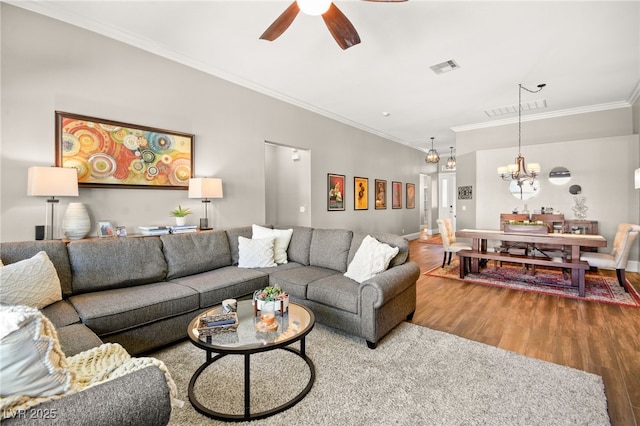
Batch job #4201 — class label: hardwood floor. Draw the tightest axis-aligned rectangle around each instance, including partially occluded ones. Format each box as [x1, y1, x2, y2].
[409, 238, 640, 426]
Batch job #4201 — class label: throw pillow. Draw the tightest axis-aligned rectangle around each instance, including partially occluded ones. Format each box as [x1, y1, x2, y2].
[252, 224, 293, 264]
[238, 236, 277, 268]
[0, 305, 74, 398]
[344, 235, 400, 283]
[0, 251, 62, 309]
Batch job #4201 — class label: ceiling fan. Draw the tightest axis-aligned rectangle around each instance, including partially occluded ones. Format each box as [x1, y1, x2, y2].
[260, 0, 408, 50]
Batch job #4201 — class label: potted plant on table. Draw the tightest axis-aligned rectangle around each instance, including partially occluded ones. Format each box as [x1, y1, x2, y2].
[253, 284, 289, 315]
[170, 205, 192, 226]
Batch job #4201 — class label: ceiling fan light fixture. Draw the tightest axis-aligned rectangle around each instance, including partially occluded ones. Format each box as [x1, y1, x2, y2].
[297, 0, 332, 16]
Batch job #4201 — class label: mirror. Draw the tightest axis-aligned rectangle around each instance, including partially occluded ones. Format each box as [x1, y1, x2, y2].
[509, 179, 541, 200]
[569, 184, 582, 195]
[548, 167, 571, 185]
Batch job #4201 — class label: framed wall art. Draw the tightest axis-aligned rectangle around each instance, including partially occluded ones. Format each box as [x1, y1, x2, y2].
[55, 111, 194, 190]
[354, 177, 368, 210]
[327, 173, 345, 211]
[374, 179, 387, 209]
[406, 183, 416, 209]
[458, 185, 473, 200]
[392, 181, 402, 209]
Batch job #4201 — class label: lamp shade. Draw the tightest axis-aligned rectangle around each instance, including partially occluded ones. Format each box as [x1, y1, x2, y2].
[27, 167, 78, 197]
[188, 178, 223, 199]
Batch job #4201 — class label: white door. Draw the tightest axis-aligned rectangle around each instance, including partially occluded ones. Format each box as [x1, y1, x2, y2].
[438, 172, 457, 230]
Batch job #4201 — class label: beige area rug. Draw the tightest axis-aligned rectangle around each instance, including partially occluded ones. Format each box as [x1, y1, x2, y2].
[150, 322, 610, 425]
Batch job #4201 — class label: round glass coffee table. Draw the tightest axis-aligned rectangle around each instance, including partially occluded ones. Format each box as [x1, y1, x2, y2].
[187, 299, 315, 421]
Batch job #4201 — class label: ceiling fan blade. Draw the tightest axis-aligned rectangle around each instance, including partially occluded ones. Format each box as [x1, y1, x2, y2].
[322, 3, 361, 50]
[260, 2, 300, 41]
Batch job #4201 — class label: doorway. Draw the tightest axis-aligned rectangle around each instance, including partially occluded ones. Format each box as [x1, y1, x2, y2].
[438, 172, 457, 230]
[264, 142, 311, 227]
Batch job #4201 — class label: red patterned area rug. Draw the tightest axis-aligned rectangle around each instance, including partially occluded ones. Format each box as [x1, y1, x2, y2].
[425, 259, 640, 308]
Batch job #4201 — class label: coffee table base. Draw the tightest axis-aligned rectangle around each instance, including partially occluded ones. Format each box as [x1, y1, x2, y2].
[188, 344, 315, 422]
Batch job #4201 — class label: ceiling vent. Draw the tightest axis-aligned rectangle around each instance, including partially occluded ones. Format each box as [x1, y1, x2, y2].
[429, 59, 460, 75]
[484, 99, 548, 117]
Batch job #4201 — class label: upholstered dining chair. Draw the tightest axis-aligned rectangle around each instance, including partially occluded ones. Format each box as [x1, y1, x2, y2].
[580, 223, 640, 290]
[437, 218, 472, 268]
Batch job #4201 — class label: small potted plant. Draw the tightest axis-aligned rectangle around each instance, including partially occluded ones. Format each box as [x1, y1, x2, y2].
[253, 284, 289, 315]
[170, 205, 192, 226]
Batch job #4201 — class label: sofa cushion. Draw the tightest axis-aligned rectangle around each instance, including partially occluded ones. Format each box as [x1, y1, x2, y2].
[281, 226, 313, 266]
[252, 224, 293, 264]
[307, 274, 360, 314]
[225, 226, 253, 265]
[170, 266, 269, 308]
[0, 251, 62, 309]
[269, 266, 340, 299]
[67, 237, 168, 294]
[161, 231, 232, 280]
[55, 324, 103, 357]
[68, 282, 198, 336]
[0, 305, 73, 398]
[309, 229, 353, 272]
[0, 240, 73, 297]
[349, 232, 409, 268]
[41, 300, 81, 329]
[344, 235, 400, 283]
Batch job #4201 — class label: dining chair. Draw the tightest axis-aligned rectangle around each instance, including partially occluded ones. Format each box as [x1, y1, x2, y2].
[580, 223, 640, 290]
[437, 218, 472, 268]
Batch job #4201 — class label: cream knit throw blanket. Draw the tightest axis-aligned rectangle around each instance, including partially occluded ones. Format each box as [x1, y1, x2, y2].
[1, 307, 183, 418]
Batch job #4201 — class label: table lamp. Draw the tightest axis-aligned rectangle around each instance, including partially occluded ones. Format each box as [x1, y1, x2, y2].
[188, 177, 223, 230]
[27, 166, 79, 239]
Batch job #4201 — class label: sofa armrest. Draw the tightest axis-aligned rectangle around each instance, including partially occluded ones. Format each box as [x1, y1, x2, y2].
[359, 261, 420, 309]
[3, 366, 172, 426]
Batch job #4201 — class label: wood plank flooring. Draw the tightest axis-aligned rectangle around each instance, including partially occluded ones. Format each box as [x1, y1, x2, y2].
[409, 238, 640, 426]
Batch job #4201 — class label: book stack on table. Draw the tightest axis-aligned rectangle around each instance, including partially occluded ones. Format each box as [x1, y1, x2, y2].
[138, 226, 171, 236]
[169, 225, 198, 234]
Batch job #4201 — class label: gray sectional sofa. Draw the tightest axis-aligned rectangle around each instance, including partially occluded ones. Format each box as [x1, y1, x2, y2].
[1, 225, 419, 424]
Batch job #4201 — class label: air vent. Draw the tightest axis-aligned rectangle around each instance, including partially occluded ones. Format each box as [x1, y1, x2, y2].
[484, 99, 548, 117]
[429, 59, 460, 75]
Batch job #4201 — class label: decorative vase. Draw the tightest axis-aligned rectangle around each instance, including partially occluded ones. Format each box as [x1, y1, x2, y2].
[175, 217, 186, 226]
[62, 202, 91, 240]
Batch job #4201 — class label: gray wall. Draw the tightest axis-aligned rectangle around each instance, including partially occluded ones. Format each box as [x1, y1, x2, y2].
[1, 5, 426, 242]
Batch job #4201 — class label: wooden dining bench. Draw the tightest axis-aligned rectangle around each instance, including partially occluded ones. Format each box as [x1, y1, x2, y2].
[456, 249, 591, 296]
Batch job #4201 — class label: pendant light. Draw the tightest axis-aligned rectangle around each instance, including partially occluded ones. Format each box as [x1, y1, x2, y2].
[446, 147, 456, 170]
[498, 83, 546, 184]
[425, 137, 440, 164]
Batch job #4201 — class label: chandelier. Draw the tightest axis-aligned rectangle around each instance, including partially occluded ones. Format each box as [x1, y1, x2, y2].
[446, 147, 456, 170]
[498, 83, 546, 185]
[425, 137, 440, 164]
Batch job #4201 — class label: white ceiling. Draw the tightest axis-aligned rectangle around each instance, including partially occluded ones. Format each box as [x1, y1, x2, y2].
[8, 0, 640, 154]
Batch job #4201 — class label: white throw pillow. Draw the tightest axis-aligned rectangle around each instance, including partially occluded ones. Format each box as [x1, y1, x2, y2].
[252, 225, 294, 264]
[0, 305, 74, 398]
[344, 235, 400, 284]
[238, 236, 277, 268]
[0, 251, 62, 309]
